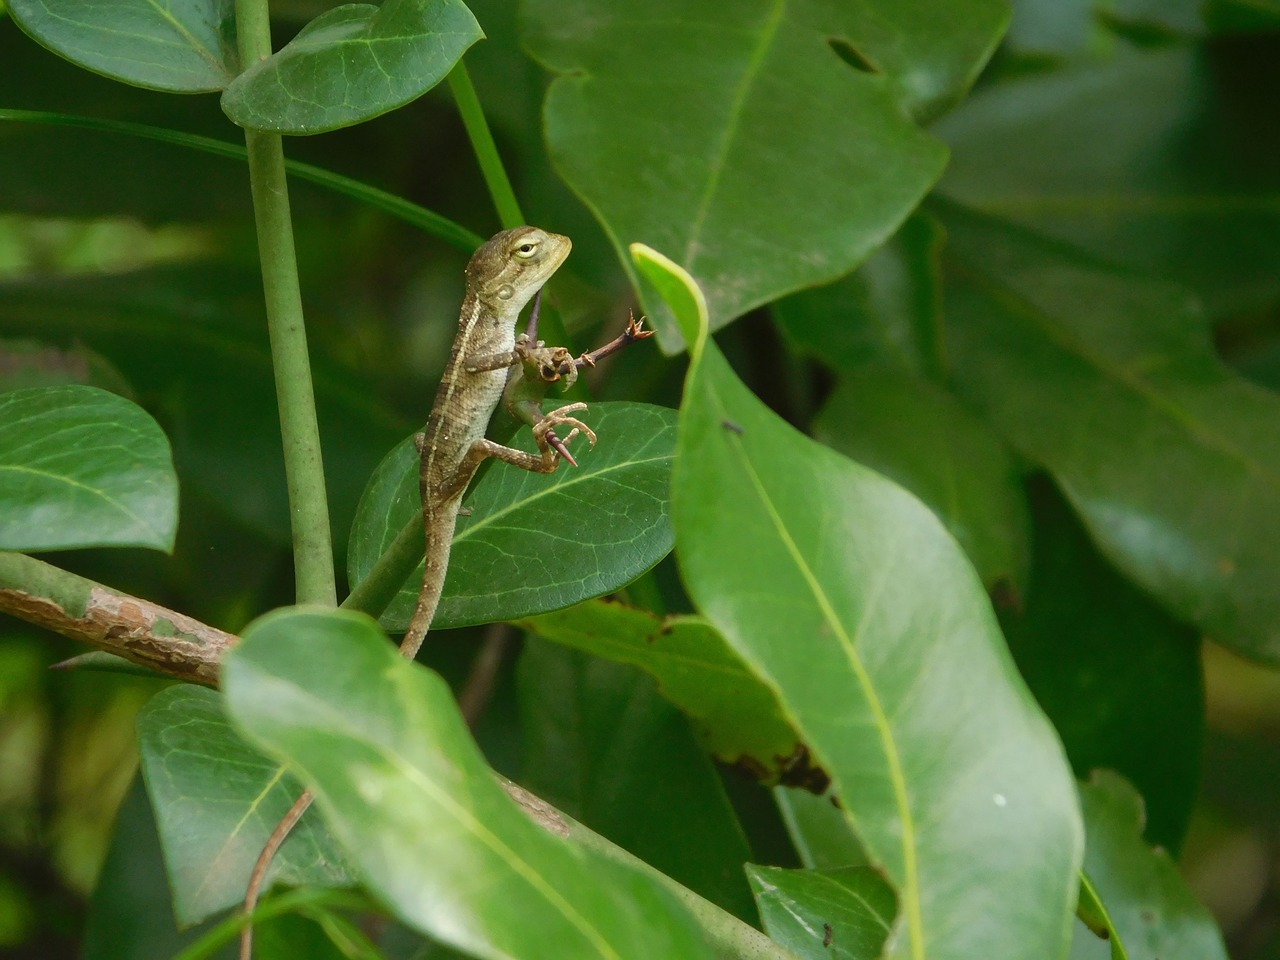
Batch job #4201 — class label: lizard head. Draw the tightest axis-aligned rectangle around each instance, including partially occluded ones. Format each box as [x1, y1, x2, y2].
[466, 226, 572, 313]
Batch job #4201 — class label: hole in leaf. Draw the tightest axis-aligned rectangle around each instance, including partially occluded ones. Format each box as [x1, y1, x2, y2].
[827, 37, 877, 73]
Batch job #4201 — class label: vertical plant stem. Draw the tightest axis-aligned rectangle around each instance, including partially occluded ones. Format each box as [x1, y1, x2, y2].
[448, 61, 572, 346]
[236, 0, 337, 606]
[447, 62, 524, 229]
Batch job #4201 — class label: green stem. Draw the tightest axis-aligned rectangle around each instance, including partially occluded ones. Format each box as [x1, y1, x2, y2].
[341, 514, 423, 618]
[236, 0, 336, 607]
[0, 110, 483, 251]
[447, 62, 524, 229]
[447, 62, 574, 348]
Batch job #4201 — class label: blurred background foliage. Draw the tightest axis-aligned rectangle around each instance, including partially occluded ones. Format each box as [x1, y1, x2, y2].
[1, 0, 1280, 957]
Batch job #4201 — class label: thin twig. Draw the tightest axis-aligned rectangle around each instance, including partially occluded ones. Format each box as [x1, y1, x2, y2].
[457, 624, 511, 727]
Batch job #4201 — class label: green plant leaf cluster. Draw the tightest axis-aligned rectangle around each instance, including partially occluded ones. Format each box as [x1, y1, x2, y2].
[348, 402, 676, 629]
[1, 0, 1270, 958]
[222, 607, 717, 959]
[0, 384, 177, 551]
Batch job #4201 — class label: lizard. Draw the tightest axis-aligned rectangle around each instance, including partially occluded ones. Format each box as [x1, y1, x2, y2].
[239, 225, 595, 960]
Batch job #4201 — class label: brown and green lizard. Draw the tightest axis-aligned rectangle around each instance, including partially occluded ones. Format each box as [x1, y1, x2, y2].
[239, 225, 599, 959]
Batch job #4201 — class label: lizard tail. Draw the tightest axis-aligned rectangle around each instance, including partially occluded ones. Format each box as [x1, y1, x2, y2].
[239, 788, 315, 960]
[398, 504, 458, 660]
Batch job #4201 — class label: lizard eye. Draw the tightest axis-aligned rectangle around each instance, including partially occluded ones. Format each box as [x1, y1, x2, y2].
[514, 240, 539, 259]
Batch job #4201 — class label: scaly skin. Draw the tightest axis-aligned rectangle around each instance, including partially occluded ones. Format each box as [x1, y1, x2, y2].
[239, 226, 589, 960]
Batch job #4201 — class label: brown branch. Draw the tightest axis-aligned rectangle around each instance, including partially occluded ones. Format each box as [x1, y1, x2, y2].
[0, 551, 232, 686]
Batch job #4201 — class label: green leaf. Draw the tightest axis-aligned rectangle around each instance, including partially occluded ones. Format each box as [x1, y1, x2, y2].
[940, 204, 1280, 661]
[0, 385, 178, 551]
[85, 779, 206, 959]
[220, 0, 482, 135]
[349, 402, 676, 630]
[773, 213, 946, 380]
[1076, 871, 1130, 960]
[7, 0, 238, 93]
[1005, 485, 1204, 852]
[936, 46, 1280, 319]
[1071, 772, 1227, 960]
[635, 243, 1084, 960]
[137, 685, 353, 926]
[0, 267, 407, 548]
[518, 639, 756, 920]
[221, 607, 717, 960]
[747, 865, 895, 960]
[525, 1, 1007, 345]
[519, 600, 808, 786]
[813, 369, 1032, 595]
[773, 788, 868, 872]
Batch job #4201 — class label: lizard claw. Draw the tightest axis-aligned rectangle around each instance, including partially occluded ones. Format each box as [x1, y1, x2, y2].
[534, 402, 596, 466]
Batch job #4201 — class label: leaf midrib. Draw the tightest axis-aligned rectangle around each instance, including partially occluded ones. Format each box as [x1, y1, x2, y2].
[705, 379, 926, 960]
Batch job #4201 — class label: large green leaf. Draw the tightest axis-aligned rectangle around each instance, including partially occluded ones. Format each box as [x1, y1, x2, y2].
[936, 46, 1280, 319]
[1005, 485, 1204, 852]
[517, 639, 756, 920]
[221, 0, 482, 134]
[0, 268, 406, 549]
[349, 403, 676, 630]
[137, 685, 353, 927]
[7, 0, 238, 92]
[941, 205, 1280, 661]
[813, 369, 1032, 595]
[221, 607, 717, 960]
[1075, 871, 1130, 960]
[85, 779, 217, 959]
[771, 216, 1029, 594]
[1070, 772, 1227, 960]
[519, 600, 807, 786]
[773, 788, 868, 872]
[0, 385, 177, 551]
[747, 865, 895, 960]
[525, 0, 1007, 345]
[637, 243, 1083, 960]
[772, 214, 946, 380]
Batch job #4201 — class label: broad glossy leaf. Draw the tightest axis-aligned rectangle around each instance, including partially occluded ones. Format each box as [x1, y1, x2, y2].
[0, 385, 177, 551]
[7, 0, 238, 92]
[518, 639, 756, 920]
[137, 685, 352, 926]
[85, 779, 205, 959]
[814, 369, 1032, 595]
[221, 0, 481, 134]
[637, 243, 1083, 960]
[0, 267, 406, 548]
[222, 607, 717, 960]
[519, 600, 808, 786]
[1076, 871, 1130, 960]
[773, 788, 868, 872]
[1005, 485, 1203, 852]
[349, 403, 676, 629]
[941, 206, 1280, 661]
[1005, 0, 1205, 56]
[1070, 772, 1227, 960]
[747, 865, 895, 960]
[525, 0, 1006, 345]
[773, 214, 945, 380]
[936, 47, 1280, 319]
